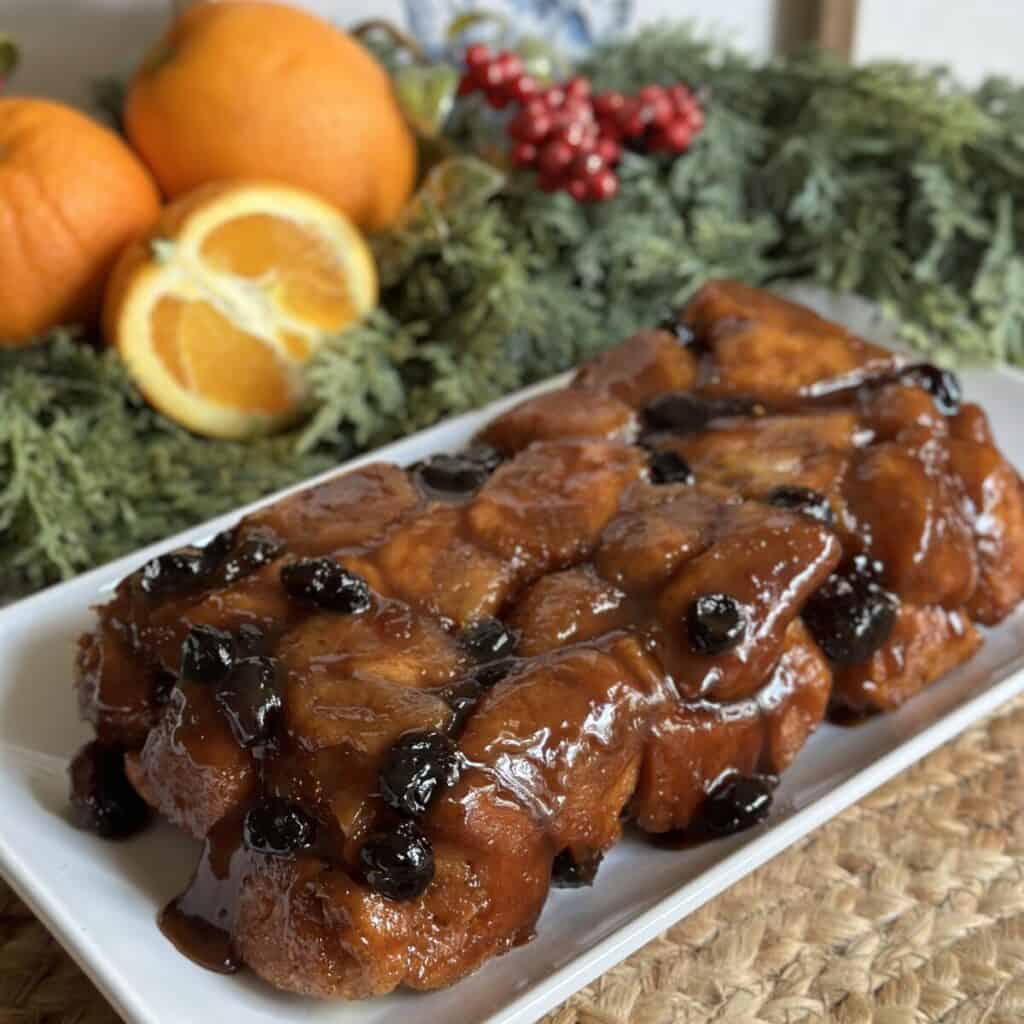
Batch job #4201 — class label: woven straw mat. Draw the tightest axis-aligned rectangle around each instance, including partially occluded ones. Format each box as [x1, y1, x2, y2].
[3, 695, 1024, 1024]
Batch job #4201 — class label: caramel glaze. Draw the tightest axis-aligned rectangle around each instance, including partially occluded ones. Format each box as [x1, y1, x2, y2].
[72, 280, 1024, 999]
[160, 813, 247, 974]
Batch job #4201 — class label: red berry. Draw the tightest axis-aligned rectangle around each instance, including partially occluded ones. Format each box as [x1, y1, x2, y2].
[539, 139, 574, 177]
[469, 69, 493, 93]
[675, 97, 698, 120]
[571, 152, 606, 180]
[565, 76, 592, 101]
[544, 86, 566, 108]
[538, 173, 563, 193]
[457, 72, 478, 97]
[489, 91, 511, 110]
[638, 84, 666, 105]
[590, 169, 619, 201]
[495, 51, 524, 81]
[554, 122, 589, 150]
[481, 61, 506, 89]
[617, 100, 645, 139]
[623, 113, 646, 138]
[524, 98, 549, 120]
[596, 137, 622, 165]
[560, 97, 594, 122]
[686, 106, 705, 133]
[577, 123, 600, 150]
[647, 93, 675, 127]
[465, 44, 491, 71]
[669, 84, 692, 108]
[662, 120, 693, 153]
[509, 110, 531, 140]
[509, 109, 552, 142]
[511, 142, 538, 168]
[510, 74, 539, 104]
[594, 91, 626, 118]
[567, 178, 589, 202]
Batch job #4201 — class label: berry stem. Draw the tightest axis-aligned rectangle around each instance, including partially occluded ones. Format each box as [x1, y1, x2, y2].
[351, 19, 429, 65]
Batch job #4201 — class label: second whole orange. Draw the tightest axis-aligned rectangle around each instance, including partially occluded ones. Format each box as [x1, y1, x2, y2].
[0, 98, 160, 344]
[124, 1, 418, 232]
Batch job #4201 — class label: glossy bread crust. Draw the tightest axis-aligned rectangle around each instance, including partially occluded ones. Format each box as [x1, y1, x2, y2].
[73, 281, 1024, 999]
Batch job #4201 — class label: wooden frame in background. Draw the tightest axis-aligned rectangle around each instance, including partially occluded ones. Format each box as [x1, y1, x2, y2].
[776, 0, 859, 59]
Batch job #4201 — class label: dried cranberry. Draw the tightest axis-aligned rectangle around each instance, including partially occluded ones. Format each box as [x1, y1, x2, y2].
[459, 618, 518, 662]
[710, 396, 761, 418]
[803, 556, 897, 665]
[648, 449, 694, 485]
[234, 623, 268, 657]
[472, 657, 517, 688]
[462, 444, 504, 475]
[215, 656, 282, 748]
[69, 742, 150, 839]
[686, 593, 747, 655]
[361, 821, 435, 901]
[180, 625, 235, 683]
[657, 316, 698, 348]
[902, 363, 962, 415]
[551, 849, 602, 888]
[380, 731, 462, 818]
[643, 392, 713, 435]
[243, 798, 316, 856]
[152, 670, 176, 706]
[766, 485, 834, 527]
[200, 527, 236, 570]
[438, 679, 483, 734]
[280, 559, 371, 613]
[220, 535, 282, 585]
[138, 549, 206, 598]
[700, 773, 774, 836]
[414, 454, 490, 498]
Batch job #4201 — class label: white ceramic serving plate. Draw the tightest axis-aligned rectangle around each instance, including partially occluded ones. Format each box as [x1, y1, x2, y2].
[2, 289, 1024, 1024]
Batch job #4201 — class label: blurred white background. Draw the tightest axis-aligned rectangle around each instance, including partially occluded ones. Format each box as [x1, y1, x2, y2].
[5, 1, 1022, 112]
[3, 0, 767, 108]
[855, 3, 1024, 85]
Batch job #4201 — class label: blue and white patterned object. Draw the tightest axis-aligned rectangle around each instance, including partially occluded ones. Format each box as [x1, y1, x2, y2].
[404, 0, 634, 56]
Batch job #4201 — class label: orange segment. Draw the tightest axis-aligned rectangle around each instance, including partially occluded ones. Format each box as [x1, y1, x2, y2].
[153, 296, 293, 414]
[281, 331, 312, 360]
[151, 295, 189, 388]
[200, 212, 358, 331]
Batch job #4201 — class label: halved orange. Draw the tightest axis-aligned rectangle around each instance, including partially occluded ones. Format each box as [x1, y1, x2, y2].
[104, 181, 378, 439]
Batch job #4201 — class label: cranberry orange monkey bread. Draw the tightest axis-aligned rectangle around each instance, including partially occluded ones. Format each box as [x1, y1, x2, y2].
[70, 281, 1024, 998]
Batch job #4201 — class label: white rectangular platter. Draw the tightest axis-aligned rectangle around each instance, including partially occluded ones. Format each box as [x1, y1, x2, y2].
[2, 288, 1024, 1024]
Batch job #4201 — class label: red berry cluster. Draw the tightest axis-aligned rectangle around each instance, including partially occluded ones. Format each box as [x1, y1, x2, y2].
[458, 43, 538, 107]
[594, 83, 705, 155]
[457, 44, 705, 203]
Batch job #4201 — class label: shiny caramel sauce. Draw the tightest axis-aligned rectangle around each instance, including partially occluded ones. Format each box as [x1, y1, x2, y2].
[159, 812, 255, 974]
[71, 282, 1024, 997]
[160, 903, 240, 974]
[137, 443, 841, 975]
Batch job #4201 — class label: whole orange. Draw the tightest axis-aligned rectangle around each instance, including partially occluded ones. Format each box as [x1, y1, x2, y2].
[125, 1, 418, 232]
[0, 98, 160, 344]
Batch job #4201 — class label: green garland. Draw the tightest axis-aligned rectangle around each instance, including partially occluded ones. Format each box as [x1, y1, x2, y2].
[4, 23, 1024, 595]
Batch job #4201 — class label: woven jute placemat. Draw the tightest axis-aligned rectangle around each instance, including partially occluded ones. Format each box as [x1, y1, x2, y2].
[4, 697, 1024, 1024]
